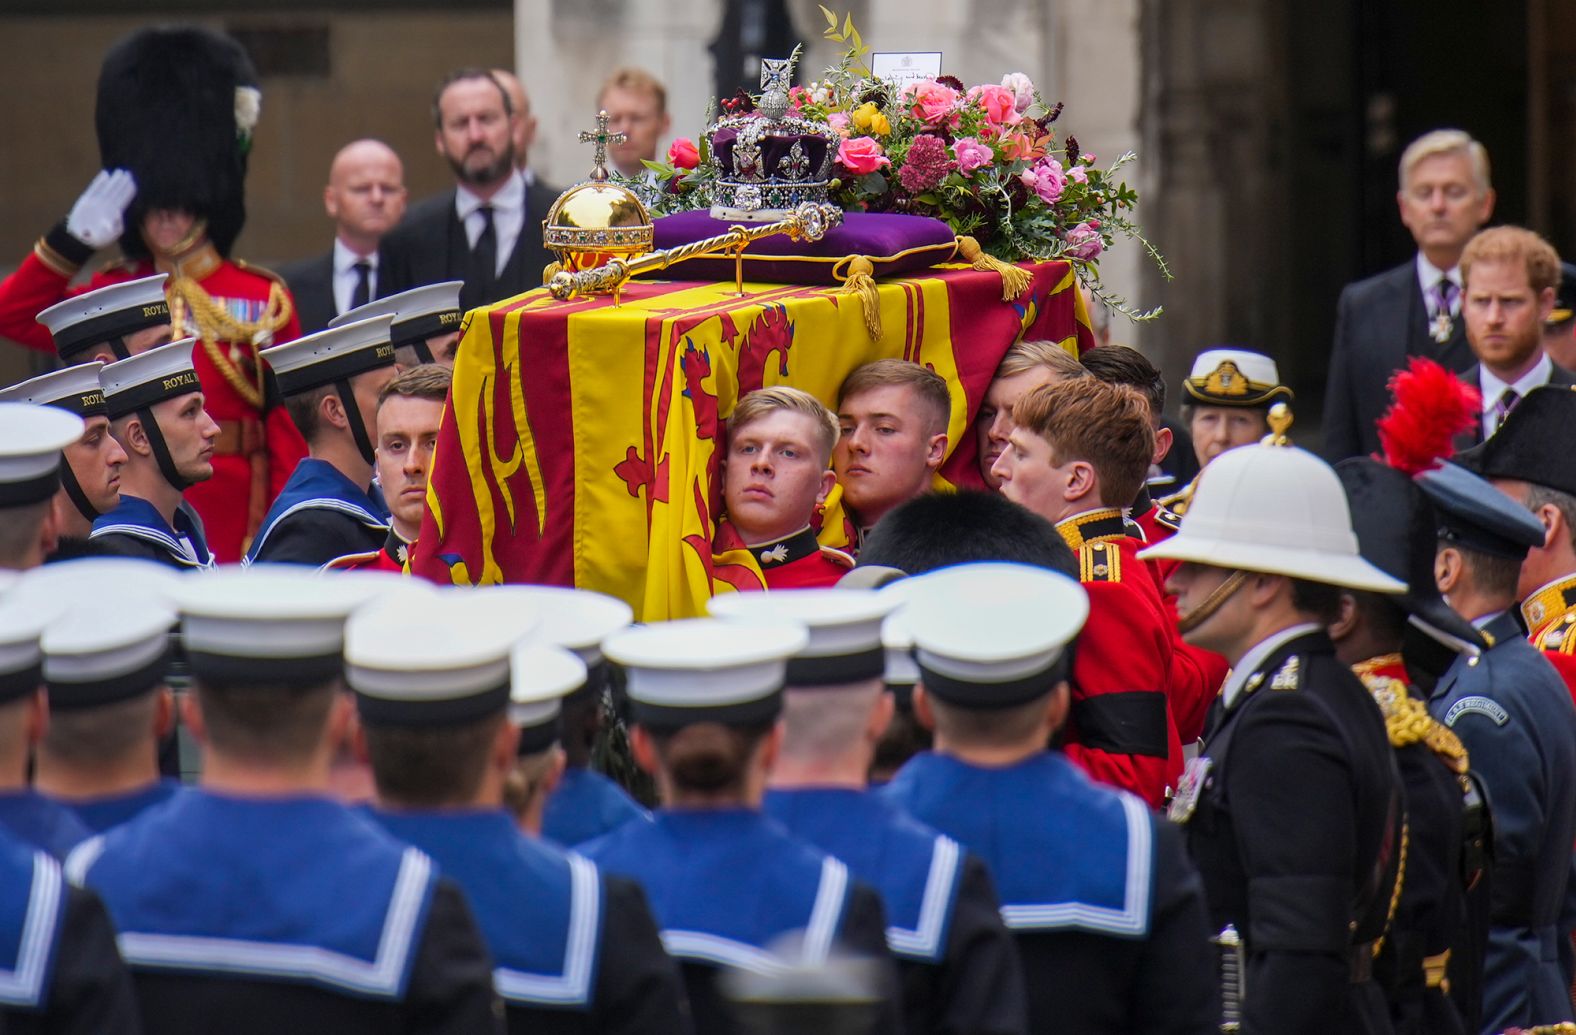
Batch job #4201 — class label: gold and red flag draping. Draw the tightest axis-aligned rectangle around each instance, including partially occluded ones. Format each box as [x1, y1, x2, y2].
[411, 261, 1093, 620]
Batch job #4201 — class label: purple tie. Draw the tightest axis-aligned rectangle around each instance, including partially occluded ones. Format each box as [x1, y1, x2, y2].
[1433, 277, 1458, 318]
[1493, 388, 1520, 434]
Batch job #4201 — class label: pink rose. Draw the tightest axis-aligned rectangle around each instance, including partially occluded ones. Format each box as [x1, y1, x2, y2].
[1024, 158, 1065, 204]
[972, 84, 1020, 126]
[1000, 72, 1035, 113]
[1066, 164, 1087, 184]
[826, 112, 851, 138]
[906, 79, 960, 127]
[1064, 222, 1104, 260]
[667, 138, 700, 170]
[953, 137, 995, 174]
[837, 136, 891, 175]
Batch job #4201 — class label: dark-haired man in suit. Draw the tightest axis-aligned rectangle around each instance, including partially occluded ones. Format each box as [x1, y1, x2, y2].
[380, 69, 560, 312]
[1324, 129, 1495, 461]
[277, 140, 407, 334]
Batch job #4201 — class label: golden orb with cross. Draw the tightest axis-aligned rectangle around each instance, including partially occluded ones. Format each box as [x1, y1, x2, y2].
[542, 109, 655, 274]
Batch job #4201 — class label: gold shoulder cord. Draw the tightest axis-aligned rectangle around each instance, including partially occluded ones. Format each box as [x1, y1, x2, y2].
[1371, 818, 1408, 959]
[166, 276, 294, 410]
[1354, 658, 1469, 774]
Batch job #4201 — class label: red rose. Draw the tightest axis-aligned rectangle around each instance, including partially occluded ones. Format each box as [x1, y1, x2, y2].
[667, 138, 700, 170]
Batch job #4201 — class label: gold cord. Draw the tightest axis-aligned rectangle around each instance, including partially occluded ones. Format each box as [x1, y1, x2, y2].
[166, 276, 293, 409]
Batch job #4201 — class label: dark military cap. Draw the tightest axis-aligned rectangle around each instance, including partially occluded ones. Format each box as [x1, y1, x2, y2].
[1336, 458, 1484, 647]
[1416, 461, 1546, 559]
[1549, 261, 1576, 325]
[1455, 385, 1576, 497]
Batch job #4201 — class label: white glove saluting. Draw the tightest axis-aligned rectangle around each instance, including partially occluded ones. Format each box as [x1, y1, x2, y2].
[65, 169, 137, 249]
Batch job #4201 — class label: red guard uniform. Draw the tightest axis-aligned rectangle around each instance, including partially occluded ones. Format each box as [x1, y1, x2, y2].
[324, 528, 412, 575]
[1132, 488, 1231, 744]
[0, 225, 307, 562]
[1055, 509, 1183, 808]
[747, 527, 854, 590]
[1520, 575, 1576, 707]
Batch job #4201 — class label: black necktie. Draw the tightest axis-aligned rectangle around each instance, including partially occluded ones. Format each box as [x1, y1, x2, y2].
[350, 260, 372, 310]
[469, 205, 496, 299]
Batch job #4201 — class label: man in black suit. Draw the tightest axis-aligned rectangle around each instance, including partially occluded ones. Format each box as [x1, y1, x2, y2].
[277, 140, 407, 334]
[1455, 226, 1575, 449]
[1324, 130, 1496, 460]
[380, 69, 560, 313]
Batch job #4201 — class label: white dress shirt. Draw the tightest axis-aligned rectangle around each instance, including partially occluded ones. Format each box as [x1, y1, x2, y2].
[1480, 352, 1553, 439]
[332, 238, 378, 317]
[454, 170, 525, 280]
[1220, 622, 1322, 711]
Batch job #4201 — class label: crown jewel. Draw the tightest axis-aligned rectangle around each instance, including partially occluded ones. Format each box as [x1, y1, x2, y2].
[709, 46, 839, 222]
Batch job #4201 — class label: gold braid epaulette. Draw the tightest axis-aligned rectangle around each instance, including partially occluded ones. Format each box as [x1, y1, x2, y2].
[165, 275, 293, 410]
[1354, 659, 1470, 775]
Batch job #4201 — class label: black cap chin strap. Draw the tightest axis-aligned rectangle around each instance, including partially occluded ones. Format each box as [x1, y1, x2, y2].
[136, 407, 197, 492]
[107, 335, 131, 361]
[59, 456, 102, 521]
[334, 380, 377, 466]
[410, 340, 435, 365]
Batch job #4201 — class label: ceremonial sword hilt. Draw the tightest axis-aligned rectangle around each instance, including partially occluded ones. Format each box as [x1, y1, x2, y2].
[1214, 924, 1243, 1033]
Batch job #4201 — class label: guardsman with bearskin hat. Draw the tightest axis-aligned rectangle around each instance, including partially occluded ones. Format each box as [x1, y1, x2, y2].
[0, 26, 307, 563]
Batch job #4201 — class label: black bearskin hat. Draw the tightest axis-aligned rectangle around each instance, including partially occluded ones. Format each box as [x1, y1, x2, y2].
[95, 26, 259, 260]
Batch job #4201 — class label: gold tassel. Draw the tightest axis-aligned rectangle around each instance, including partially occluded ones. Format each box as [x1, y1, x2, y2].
[839, 255, 882, 339]
[955, 236, 1032, 301]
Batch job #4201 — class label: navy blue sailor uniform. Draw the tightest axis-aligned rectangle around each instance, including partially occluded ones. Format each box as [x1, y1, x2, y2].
[582, 809, 900, 1035]
[66, 780, 183, 835]
[884, 750, 1216, 1035]
[546, 766, 650, 848]
[0, 791, 92, 861]
[244, 457, 389, 566]
[764, 786, 1027, 1035]
[1173, 627, 1403, 1035]
[89, 494, 213, 570]
[1427, 610, 1576, 1033]
[65, 792, 501, 1034]
[0, 829, 139, 1035]
[375, 809, 688, 1035]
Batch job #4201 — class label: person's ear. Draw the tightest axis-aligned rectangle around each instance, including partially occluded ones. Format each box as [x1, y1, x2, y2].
[1044, 681, 1070, 737]
[26, 688, 47, 748]
[181, 692, 207, 747]
[1153, 424, 1173, 465]
[758, 720, 785, 774]
[925, 431, 947, 470]
[1328, 592, 1360, 641]
[1066, 460, 1097, 502]
[153, 688, 175, 739]
[542, 746, 567, 798]
[912, 684, 938, 732]
[868, 690, 896, 742]
[123, 416, 152, 459]
[494, 720, 520, 775]
[630, 725, 660, 775]
[816, 469, 837, 506]
[1435, 546, 1460, 595]
[321, 391, 349, 432]
[323, 184, 338, 220]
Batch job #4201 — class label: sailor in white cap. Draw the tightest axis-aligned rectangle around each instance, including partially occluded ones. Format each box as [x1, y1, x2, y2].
[245, 315, 398, 566]
[0, 365, 128, 560]
[89, 338, 218, 569]
[65, 566, 498, 1032]
[0, 403, 87, 572]
[712, 588, 1028, 1035]
[331, 280, 464, 368]
[351, 592, 688, 1035]
[580, 618, 901, 1035]
[0, 592, 92, 859]
[1139, 443, 1407, 1034]
[466, 586, 649, 847]
[880, 562, 1218, 1035]
[15, 559, 184, 832]
[502, 643, 588, 835]
[33, 274, 173, 365]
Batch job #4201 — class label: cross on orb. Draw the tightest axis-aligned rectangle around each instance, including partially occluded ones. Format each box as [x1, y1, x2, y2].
[579, 110, 628, 181]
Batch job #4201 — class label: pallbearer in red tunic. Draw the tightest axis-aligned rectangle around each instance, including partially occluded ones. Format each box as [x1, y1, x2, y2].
[322, 364, 452, 575]
[992, 378, 1189, 808]
[0, 27, 305, 563]
[715, 387, 852, 591]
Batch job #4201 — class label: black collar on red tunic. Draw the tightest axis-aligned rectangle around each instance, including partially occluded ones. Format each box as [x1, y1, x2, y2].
[384, 527, 411, 567]
[747, 526, 820, 569]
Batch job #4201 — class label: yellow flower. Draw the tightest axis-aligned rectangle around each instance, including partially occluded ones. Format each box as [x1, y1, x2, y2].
[851, 101, 888, 135]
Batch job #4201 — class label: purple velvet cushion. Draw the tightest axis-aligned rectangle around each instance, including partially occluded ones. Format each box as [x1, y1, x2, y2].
[641, 211, 958, 285]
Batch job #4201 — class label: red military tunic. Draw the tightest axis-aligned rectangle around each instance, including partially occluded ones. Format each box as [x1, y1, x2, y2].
[1054, 509, 1183, 808]
[323, 528, 412, 574]
[747, 527, 854, 590]
[0, 223, 307, 562]
[1520, 574, 1576, 707]
[1132, 489, 1231, 744]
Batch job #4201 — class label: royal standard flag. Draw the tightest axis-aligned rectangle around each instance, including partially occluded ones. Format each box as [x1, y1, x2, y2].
[412, 261, 1093, 620]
